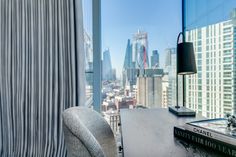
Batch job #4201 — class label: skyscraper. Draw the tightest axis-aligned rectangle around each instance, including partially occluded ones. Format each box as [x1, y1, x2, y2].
[132, 30, 149, 70]
[122, 39, 137, 88]
[165, 48, 177, 106]
[164, 48, 176, 71]
[151, 50, 159, 68]
[123, 30, 150, 92]
[102, 49, 113, 80]
[162, 74, 169, 108]
[136, 69, 163, 108]
[123, 39, 134, 69]
[185, 9, 236, 118]
[112, 69, 116, 80]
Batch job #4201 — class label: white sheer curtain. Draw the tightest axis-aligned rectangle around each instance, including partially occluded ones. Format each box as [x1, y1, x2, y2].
[0, 0, 85, 156]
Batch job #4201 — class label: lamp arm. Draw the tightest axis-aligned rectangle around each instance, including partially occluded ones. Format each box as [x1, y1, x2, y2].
[177, 32, 184, 45]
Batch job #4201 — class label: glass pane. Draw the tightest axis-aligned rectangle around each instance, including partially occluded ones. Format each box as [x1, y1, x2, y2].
[83, 0, 93, 103]
[184, 0, 236, 118]
[101, 0, 181, 135]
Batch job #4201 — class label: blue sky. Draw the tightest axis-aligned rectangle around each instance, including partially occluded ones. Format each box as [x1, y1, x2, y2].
[101, 0, 182, 77]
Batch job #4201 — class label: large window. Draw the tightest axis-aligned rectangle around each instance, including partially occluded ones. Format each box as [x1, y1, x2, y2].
[101, 0, 181, 134]
[184, 0, 236, 118]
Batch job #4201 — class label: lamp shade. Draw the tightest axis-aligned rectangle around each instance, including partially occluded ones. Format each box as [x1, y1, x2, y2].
[177, 42, 197, 75]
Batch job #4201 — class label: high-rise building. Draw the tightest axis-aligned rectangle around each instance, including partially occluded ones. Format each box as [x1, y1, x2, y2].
[102, 49, 113, 80]
[162, 74, 169, 108]
[151, 50, 159, 68]
[137, 76, 162, 108]
[132, 30, 149, 70]
[123, 30, 150, 91]
[136, 69, 163, 108]
[123, 39, 134, 69]
[122, 39, 136, 88]
[165, 48, 177, 106]
[164, 48, 176, 72]
[185, 9, 236, 118]
[112, 69, 116, 80]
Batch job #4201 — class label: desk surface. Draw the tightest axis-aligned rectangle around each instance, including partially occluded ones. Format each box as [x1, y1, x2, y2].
[120, 108, 224, 157]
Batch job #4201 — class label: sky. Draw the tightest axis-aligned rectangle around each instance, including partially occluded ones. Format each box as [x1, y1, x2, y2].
[101, 0, 182, 77]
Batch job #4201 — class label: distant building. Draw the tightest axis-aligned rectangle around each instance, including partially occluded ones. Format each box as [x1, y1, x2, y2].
[165, 48, 181, 107]
[102, 100, 116, 112]
[137, 76, 162, 108]
[164, 48, 176, 72]
[122, 39, 136, 89]
[122, 68, 138, 88]
[102, 49, 113, 80]
[122, 30, 150, 92]
[136, 68, 164, 108]
[139, 68, 164, 77]
[112, 69, 116, 80]
[161, 74, 169, 108]
[123, 39, 134, 69]
[151, 50, 159, 68]
[114, 96, 136, 110]
[132, 30, 149, 70]
[103, 110, 120, 134]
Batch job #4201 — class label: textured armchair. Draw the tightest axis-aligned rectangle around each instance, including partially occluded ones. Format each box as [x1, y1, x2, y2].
[62, 107, 118, 157]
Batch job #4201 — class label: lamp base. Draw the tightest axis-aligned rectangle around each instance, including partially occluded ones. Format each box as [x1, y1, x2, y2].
[168, 106, 196, 117]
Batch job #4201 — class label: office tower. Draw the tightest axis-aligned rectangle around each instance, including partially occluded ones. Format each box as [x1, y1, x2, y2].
[151, 50, 159, 68]
[123, 39, 134, 69]
[102, 49, 113, 80]
[136, 69, 164, 108]
[123, 30, 149, 91]
[165, 48, 177, 106]
[122, 39, 137, 90]
[132, 30, 149, 70]
[112, 69, 116, 80]
[164, 48, 176, 72]
[185, 9, 236, 118]
[162, 74, 169, 108]
[137, 76, 162, 108]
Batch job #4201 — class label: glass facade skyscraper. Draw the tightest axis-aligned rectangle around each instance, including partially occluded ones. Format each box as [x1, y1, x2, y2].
[122, 30, 150, 89]
[102, 49, 113, 80]
[185, 8, 236, 118]
[165, 48, 177, 106]
[123, 39, 134, 69]
[132, 30, 149, 70]
[151, 50, 159, 68]
[122, 39, 137, 87]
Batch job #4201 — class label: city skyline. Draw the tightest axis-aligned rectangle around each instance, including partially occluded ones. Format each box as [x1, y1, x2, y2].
[101, 0, 182, 77]
[101, 29, 180, 78]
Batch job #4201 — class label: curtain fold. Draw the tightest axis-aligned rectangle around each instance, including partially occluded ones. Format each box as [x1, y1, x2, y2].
[0, 0, 85, 156]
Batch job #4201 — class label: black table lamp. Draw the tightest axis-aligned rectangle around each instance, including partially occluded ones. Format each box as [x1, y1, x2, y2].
[169, 32, 197, 116]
